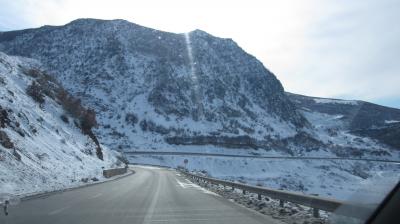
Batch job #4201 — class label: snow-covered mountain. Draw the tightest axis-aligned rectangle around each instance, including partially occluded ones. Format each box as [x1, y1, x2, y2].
[0, 52, 121, 196]
[1, 18, 397, 159]
[287, 93, 400, 152]
[0, 19, 311, 153]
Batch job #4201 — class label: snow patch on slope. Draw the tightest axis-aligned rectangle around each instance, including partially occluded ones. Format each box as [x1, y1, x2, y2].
[313, 98, 359, 105]
[385, 120, 399, 124]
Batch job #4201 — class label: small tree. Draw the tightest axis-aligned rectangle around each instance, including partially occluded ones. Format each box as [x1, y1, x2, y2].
[0, 106, 10, 128]
[57, 89, 68, 104]
[23, 68, 41, 78]
[55, 88, 104, 161]
[0, 130, 14, 149]
[26, 81, 45, 105]
[81, 109, 97, 133]
[125, 113, 138, 125]
[60, 114, 69, 123]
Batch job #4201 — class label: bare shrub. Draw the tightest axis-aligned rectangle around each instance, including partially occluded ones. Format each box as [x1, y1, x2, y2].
[23, 68, 41, 78]
[0, 106, 10, 128]
[60, 114, 69, 123]
[0, 130, 14, 149]
[26, 81, 45, 105]
[0, 76, 5, 85]
[125, 113, 138, 125]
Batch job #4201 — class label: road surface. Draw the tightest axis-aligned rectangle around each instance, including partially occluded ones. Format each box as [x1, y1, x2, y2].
[0, 166, 282, 224]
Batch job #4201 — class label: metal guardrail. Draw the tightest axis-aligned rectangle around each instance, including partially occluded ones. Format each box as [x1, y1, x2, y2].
[181, 171, 376, 219]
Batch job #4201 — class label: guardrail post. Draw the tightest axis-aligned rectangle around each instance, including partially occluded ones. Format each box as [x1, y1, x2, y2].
[310, 193, 320, 218]
[279, 200, 284, 207]
[258, 194, 262, 200]
[313, 208, 320, 218]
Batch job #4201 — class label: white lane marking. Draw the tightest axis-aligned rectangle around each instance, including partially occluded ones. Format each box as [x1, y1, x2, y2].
[151, 218, 211, 222]
[143, 175, 162, 224]
[151, 212, 225, 217]
[176, 178, 197, 189]
[155, 208, 218, 212]
[134, 165, 162, 170]
[48, 206, 70, 215]
[175, 178, 220, 196]
[90, 193, 102, 199]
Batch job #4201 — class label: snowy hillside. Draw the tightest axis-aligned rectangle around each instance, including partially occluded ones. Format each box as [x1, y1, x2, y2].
[0, 52, 121, 196]
[287, 92, 400, 152]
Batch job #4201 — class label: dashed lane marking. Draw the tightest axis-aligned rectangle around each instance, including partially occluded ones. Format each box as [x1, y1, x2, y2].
[48, 206, 70, 215]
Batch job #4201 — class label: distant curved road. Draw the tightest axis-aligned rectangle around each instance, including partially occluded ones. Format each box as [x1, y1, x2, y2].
[125, 151, 400, 163]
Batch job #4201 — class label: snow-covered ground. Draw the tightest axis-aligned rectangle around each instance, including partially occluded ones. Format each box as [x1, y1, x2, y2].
[385, 120, 399, 124]
[0, 52, 121, 196]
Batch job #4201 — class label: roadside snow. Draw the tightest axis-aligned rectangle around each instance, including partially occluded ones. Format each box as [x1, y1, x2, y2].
[384, 120, 399, 124]
[313, 98, 359, 105]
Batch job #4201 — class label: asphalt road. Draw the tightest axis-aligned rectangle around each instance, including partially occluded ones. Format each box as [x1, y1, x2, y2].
[0, 166, 282, 224]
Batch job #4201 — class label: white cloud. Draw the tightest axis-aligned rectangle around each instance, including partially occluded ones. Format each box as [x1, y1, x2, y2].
[284, 0, 400, 102]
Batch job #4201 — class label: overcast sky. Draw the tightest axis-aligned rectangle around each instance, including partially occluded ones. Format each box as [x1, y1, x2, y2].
[0, 0, 399, 108]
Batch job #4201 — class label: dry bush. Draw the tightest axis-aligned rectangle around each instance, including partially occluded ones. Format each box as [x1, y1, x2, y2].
[26, 81, 45, 105]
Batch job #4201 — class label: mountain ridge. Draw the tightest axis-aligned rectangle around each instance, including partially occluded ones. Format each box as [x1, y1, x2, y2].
[0, 18, 398, 158]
